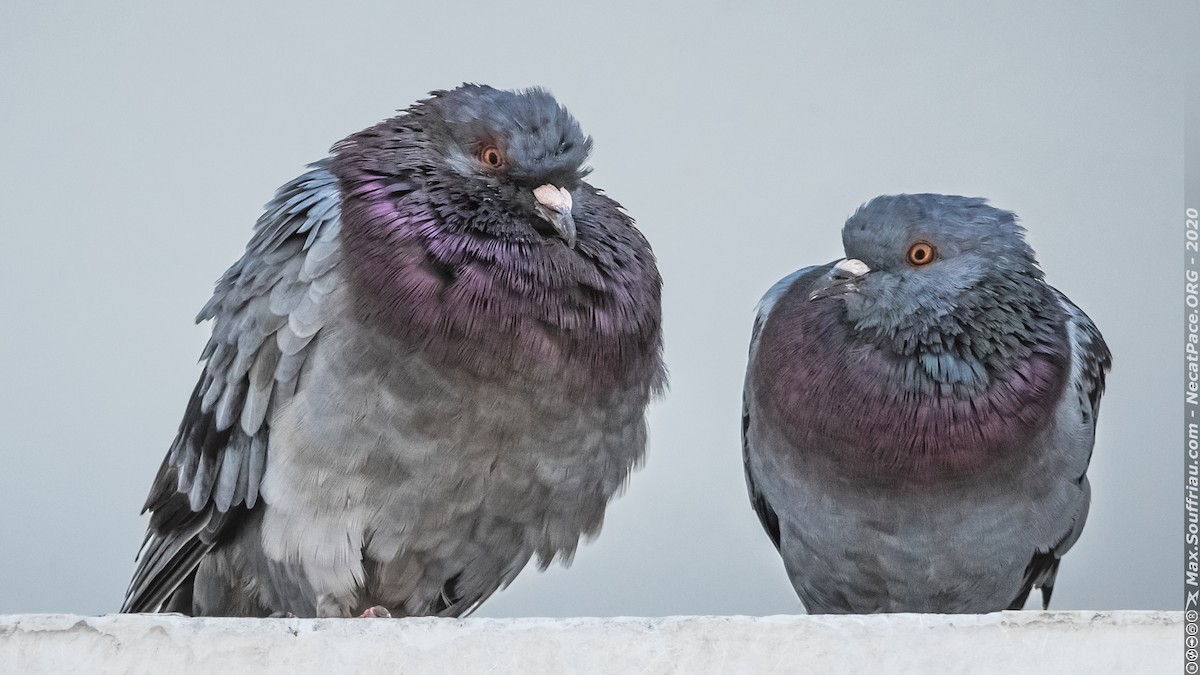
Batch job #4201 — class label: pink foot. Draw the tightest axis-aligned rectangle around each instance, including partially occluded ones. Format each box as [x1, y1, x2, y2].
[357, 605, 392, 618]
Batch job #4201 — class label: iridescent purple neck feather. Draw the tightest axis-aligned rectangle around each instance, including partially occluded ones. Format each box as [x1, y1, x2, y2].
[756, 284, 1069, 477]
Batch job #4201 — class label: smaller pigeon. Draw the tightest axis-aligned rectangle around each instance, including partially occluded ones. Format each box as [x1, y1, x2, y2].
[742, 194, 1110, 614]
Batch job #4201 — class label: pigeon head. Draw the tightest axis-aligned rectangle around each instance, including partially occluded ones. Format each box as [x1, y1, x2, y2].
[334, 84, 593, 248]
[421, 84, 593, 187]
[809, 194, 1045, 357]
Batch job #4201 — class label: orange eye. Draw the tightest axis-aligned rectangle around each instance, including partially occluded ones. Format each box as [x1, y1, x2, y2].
[906, 241, 936, 266]
[479, 145, 505, 168]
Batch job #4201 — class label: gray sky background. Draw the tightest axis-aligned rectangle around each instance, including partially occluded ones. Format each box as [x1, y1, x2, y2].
[0, 1, 1186, 616]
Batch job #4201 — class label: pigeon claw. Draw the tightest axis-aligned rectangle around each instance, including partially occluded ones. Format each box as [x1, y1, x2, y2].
[357, 605, 393, 618]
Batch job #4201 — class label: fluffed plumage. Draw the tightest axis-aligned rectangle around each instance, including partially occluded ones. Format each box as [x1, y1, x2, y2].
[742, 194, 1110, 614]
[123, 84, 664, 618]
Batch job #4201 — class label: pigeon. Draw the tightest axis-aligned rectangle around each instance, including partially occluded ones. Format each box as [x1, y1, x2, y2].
[122, 84, 665, 618]
[741, 194, 1110, 614]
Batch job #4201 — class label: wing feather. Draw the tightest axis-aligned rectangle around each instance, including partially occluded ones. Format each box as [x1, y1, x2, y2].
[1010, 287, 1111, 609]
[122, 160, 343, 613]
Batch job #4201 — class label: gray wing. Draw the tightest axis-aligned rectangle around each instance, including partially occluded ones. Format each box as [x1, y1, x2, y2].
[122, 160, 342, 613]
[742, 265, 828, 550]
[1009, 287, 1112, 609]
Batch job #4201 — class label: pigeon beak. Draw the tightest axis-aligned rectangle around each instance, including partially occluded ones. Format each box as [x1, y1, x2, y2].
[533, 184, 577, 249]
[809, 258, 871, 301]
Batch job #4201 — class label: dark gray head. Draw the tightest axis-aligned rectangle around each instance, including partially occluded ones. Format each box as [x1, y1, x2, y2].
[334, 83, 594, 248]
[844, 194, 1037, 273]
[809, 194, 1044, 347]
[419, 84, 593, 188]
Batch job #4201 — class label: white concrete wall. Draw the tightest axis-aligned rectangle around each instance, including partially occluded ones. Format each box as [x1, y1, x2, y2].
[0, 611, 1180, 674]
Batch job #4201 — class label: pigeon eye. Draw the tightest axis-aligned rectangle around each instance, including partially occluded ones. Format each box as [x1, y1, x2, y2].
[478, 145, 505, 169]
[906, 241, 936, 266]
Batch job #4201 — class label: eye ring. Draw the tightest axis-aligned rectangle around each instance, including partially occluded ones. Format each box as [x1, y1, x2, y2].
[906, 241, 937, 266]
[478, 145, 505, 169]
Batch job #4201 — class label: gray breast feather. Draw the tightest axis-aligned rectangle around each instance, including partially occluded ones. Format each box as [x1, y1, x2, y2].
[247, 309, 650, 617]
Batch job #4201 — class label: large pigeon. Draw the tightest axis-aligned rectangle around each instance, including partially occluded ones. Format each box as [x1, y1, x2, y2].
[122, 84, 664, 618]
[742, 194, 1110, 613]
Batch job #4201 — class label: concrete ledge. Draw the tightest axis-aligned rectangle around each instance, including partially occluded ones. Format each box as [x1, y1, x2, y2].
[0, 611, 1180, 674]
